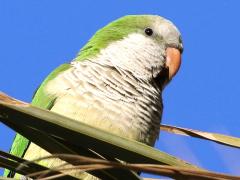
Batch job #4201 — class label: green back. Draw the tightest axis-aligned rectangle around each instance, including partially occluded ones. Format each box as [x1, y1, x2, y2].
[4, 63, 70, 177]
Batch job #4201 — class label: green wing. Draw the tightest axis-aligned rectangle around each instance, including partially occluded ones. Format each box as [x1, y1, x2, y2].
[4, 63, 71, 177]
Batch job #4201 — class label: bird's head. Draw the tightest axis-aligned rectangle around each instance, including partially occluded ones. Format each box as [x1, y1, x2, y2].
[76, 15, 183, 89]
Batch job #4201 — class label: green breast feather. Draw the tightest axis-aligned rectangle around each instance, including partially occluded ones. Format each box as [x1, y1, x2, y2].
[4, 63, 70, 177]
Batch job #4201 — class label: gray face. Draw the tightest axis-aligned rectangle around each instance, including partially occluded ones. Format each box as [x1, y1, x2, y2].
[143, 16, 183, 88]
[144, 16, 183, 53]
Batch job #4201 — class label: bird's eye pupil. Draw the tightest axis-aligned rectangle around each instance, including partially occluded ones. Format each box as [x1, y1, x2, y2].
[145, 28, 153, 36]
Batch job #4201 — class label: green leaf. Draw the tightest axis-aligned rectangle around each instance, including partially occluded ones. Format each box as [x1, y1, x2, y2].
[0, 93, 198, 168]
[0, 92, 203, 179]
[0, 150, 77, 180]
[0, 92, 142, 180]
[1, 110, 140, 180]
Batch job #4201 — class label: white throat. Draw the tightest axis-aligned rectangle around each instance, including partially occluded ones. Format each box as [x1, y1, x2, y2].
[89, 33, 166, 80]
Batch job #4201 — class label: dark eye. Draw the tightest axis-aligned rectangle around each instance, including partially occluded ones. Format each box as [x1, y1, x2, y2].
[145, 28, 153, 36]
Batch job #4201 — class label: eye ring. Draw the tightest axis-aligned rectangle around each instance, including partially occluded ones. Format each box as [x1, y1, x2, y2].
[145, 27, 153, 36]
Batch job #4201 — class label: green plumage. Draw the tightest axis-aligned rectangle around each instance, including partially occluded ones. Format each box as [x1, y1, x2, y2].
[76, 15, 150, 61]
[4, 63, 70, 177]
[31, 63, 70, 109]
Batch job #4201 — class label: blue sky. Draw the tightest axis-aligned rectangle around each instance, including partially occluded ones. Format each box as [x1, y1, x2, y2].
[1, 0, 240, 178]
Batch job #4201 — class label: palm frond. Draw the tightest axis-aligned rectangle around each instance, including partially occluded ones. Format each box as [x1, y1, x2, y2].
[0, 150, 77, 179]
[1, 92, 239, 179]
[160, 124, 240, 148]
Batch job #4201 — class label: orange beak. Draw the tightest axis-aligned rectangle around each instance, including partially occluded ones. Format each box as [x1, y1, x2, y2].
[165, 47, 182, 80]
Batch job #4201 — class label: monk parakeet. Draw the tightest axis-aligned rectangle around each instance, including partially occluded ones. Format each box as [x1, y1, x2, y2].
[5, 15, 183, 179]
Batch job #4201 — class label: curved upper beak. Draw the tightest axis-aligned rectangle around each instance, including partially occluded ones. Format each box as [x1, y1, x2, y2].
[165, 47, 182, 80]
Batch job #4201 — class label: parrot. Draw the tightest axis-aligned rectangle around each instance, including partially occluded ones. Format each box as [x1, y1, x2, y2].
[4, 15, 183, 179]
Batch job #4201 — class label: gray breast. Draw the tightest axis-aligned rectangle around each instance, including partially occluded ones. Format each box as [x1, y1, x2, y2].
[49, 60, 163, 146]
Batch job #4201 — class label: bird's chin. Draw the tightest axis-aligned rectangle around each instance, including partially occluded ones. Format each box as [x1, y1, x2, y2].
[154, 47, 181, 90]
[153, 66, 170, 90]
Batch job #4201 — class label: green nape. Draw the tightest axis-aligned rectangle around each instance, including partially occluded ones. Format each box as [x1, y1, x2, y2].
[4, 63, 71, 177]
[75, 15, 152, 61]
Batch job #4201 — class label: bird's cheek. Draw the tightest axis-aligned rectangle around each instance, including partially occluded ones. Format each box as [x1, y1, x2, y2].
[165, 47, 181, 80]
